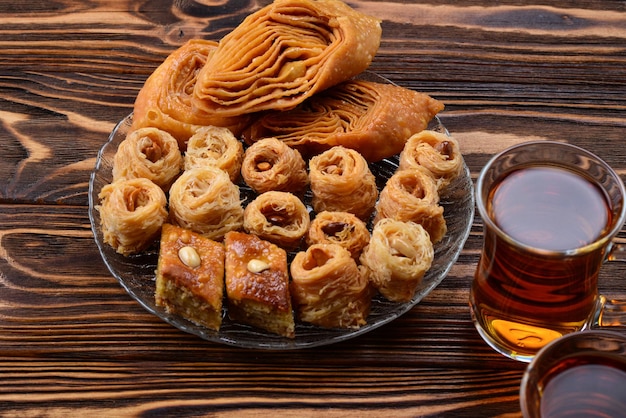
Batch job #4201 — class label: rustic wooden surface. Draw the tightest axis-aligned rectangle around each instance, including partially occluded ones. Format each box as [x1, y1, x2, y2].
[1, 0, 625, 416]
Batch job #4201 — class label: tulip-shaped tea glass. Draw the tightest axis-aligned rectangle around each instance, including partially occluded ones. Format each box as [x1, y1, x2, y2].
[520, 330, 626, 418]
[470, 141, 626, 362]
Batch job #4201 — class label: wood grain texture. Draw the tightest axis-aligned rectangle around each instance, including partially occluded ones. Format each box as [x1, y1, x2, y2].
[1, 0, 625, 416]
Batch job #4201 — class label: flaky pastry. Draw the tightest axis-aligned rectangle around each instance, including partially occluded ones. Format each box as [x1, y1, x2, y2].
[241, 137, 309, 194]
[309, 146, 378, 220]
[131, 39, 250, 149]
[399, 130, 463, 190]
[360, 218, 434, 303]
[193, 0, 382, 116]
[169, 166, 244, 241]
[374, 168, 447, 243]
[98, 178, 168, 256]
[243, 80, 444, 161]
[184, 125, 244, 183]
[112, 127, 182, 191]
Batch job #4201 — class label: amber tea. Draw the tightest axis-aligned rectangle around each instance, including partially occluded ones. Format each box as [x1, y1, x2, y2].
[470, 141, 626, 362]
[520, 331, 626, 418]
[538, 355, 626, 417]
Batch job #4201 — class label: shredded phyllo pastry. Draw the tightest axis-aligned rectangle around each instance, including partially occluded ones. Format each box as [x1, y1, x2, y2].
[290, 243, 372, 329]
[306, 211, 370, 259]
[243, 80, 444, 161]
[243, 191, 311, 250]
[192, 0, 382, 116]
[374, 167, 447, 243]
[169, 166, 244, 241]
[112, 127, 182, 191]
[131, 39, 250, 149]
[184, 126, 244, 183]
[360, 219, 434, 303]
[399, 130, 463, 190]
[309, 146, 378, 220]
[241, 137, 309, 194]
[98, 178, 168, 256]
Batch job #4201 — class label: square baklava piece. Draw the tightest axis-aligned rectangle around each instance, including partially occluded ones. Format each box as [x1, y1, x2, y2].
[224, 231, 295, 338]
[155, 223, 225, 331]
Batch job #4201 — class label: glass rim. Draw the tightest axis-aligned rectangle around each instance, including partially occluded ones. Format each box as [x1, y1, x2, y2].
[476, 140, 626, 257]
[519, 329, 626, 418]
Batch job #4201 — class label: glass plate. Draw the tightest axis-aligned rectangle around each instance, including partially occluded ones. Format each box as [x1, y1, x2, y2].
[88, 80, 475, 350]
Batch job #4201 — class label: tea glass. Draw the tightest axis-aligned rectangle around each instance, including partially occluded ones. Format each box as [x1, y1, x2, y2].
[470, 141, 626, 362]
[519, 330, 626, 418]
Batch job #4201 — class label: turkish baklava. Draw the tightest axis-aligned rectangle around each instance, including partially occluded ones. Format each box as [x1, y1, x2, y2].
[155, 223, 225, 331]
[224, 231, 295, 338]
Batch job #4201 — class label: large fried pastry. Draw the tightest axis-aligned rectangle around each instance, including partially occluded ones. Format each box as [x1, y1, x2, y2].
[131, 39, 250, 150]
[193, 0, 382, 117]
[242, 80, 444, 161]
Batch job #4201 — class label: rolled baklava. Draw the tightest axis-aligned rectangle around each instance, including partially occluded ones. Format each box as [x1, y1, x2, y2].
[241, 137, 308, 194]
[184, 125, 244, 183]
[398, 130, 463, 190]
[169, 166, 244, 241]
[306, 211, 370, 259]
[373, 168, 447, 243]
[243, 191, 310, 250]
[98, 178, 168, 256]
[360, 218, 434, 303]
[112, 127, 182, 191]
[290, 243, 372, 329]
[309, 146, 378, 221]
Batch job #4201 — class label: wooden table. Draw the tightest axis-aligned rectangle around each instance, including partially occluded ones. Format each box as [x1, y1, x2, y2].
[1, 0, 625, 416]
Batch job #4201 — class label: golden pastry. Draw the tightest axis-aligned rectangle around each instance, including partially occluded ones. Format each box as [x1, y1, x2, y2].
[290, 243, 372, 329]
[98, 178, 168, 256]
[241, 137, 309, 194]
[360, 218, 434, 303]
[193, 0, 382, 117]
[243, 80, 444, 161]
[374, 168, 447, 243]
[243, 191, 310, 250]
[131, 39, 250, 150]
[309, 146, 378, 221]
[169, 166, 244, 241]
[184, 125, 244, 183]
[112, 127, 182, 191]
[306, 211, 370, 259]
[224, 231, 295, 338]
[399, 130, 463, 190]
[155, 224, 225, 331]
